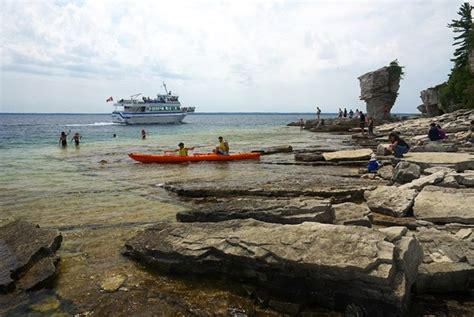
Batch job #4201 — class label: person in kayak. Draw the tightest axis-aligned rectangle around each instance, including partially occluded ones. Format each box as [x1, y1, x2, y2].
[165, 143, 195, 156]
[214, 136, 229, 155]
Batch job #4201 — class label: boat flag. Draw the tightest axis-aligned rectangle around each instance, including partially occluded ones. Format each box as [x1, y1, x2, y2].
[106, 96, 113, 102]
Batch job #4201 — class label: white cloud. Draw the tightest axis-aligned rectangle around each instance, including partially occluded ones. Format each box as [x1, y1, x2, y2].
[0, 0, 466, 113]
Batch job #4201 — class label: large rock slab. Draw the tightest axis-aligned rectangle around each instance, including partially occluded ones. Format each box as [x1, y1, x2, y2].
[176, 197, 335, 224]
[252, 145, 293, 155]
[413, 186, 474, 224]
[399, 171, 446, 191]
[364, 186, 417, 217]
[410, 227, 474, 293]
[322, 149, 373, 162]
[0, 221, 62, 293]
[410, 142, 458, 153]
[403, 152, 474, 170]
[333, 202, 372, 227]
[123, 219, 423, 314]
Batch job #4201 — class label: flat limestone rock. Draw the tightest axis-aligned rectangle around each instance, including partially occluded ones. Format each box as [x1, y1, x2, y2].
[364, 186, 417, 217]
[16, 256, 59, 291]
[177, 197, 335, 224]
[322, 149, 373, 162]
[333, 202, 372, 227]
[0, 220, 62, 292]
[399, 171, 446, 191]
[411, 227, 474, 293]
[403, 152, 474, 170]
[123, 219, 423, 313]
[413, 186, 474, 224]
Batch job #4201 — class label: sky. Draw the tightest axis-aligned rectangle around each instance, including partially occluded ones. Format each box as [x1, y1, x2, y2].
[0, 0, 468, 113]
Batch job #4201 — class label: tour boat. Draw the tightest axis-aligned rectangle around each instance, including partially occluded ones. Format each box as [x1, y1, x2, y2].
[128, 152, 261, 163]
[110, 83, 195, 125]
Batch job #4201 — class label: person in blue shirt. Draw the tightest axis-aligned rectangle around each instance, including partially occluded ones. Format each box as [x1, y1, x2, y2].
[367, 154, 380, 173]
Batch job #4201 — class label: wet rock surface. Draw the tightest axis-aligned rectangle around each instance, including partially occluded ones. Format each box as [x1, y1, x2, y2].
[0, 220, 62, 293]
[413, 186, 474, 224]
[123, 219, 423, 314]
[177, 197, 335, 224]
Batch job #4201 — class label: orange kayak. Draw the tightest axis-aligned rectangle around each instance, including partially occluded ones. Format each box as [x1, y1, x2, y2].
[129, 152, 260, 163]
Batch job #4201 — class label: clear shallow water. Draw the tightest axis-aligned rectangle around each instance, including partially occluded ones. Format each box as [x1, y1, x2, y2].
[0, 112, 344, 314]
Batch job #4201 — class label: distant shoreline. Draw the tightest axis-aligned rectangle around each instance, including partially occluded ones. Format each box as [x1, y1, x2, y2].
[0, 112, 419, 116]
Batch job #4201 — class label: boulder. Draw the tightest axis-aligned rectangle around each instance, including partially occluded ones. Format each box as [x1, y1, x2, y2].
[0, 220, 62, 293]
[364, 186, 417, 217]
[123, 219, 423, 314]
[392, 162, 421, 184]
[377, 144, 391, 156]
[411, 227, 474, 293]
[377, 165, 393, 180]
[332, 202, 372, 227]
[413, 186, 474, 224]
[176, 197, 335, 225]
[358, 65, 401, 121]
[452, 171, 474, 187]
[322, 149, 373, 162]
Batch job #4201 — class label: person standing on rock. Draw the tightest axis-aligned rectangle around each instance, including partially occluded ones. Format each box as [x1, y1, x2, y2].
[388, 132, 409, 158]
[359, 112, 366, 135]
[368, 117, 375, 136]
[316, 107, 321, 120]
[343, 108, 347, 118]
[349, 109, 354, 119]
[338, 108, 343, 118]
[141, 129, 147, 140]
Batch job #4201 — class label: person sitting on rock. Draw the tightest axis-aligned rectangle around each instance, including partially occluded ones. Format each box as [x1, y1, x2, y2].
[436, 124, 447, 139]
[428, 123, 442, 141]
[165, 142, 194, 156]
[388, 132, 409, 158]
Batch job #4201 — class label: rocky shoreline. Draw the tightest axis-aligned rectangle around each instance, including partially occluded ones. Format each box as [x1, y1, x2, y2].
[1, 110, 473, 316]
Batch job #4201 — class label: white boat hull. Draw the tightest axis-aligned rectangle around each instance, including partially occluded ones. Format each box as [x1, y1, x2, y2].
[112, 112, 187, 125]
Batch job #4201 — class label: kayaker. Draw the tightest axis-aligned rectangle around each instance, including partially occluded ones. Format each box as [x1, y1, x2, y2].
[165, 143, 195, 156]
[214, 136, 229, 155]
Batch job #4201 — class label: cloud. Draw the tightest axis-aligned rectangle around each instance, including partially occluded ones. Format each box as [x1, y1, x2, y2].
[0, 0, 467, 113]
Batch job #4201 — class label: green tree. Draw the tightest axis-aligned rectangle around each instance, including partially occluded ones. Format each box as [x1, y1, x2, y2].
[448, 2, 473, 68]
[439, 2, 474, 110]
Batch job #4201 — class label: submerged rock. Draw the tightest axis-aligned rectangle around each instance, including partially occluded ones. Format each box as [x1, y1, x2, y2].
[252, 145, 293, 155]
[0, 220, 62, 293]
[123, 219, 423, 314]
[413, 186, 474, 224]
[177, 197, 334, 224]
